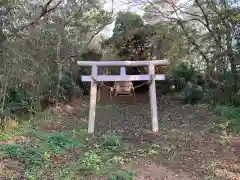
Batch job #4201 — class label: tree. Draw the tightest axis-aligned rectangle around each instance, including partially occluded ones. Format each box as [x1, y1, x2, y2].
[113, 11, 144, 37]
[141, 0, 239, 85]
[0, 0, 113, 118]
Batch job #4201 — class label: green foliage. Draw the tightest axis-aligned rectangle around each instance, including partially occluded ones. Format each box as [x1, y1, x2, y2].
[53, 168, 74, 180]
[171, 62, 197, 82]
[40, 71, 75, 101]
[207, 87, 234, 104]
[217, 105, 240, 119]
[0, 143, 50, 178]
[0, 130, 82, 178]
[35, 131, 82, 155]
[0, 0, 111, 128]
[215, 105, 240, 132]
[152, 23, 190, 60]
[0, 144, 22, 159]
[59, 72, 75, 101]
[202, 72, 240, 105]
[75, 128, 88, 140]
[103, 134, 122, 147]
[103, 12, 153, 62]
[182, 87, 204, 104]
[80, 150, 104, 173]
[113, 12, 144, 37]
[168, 62, 205, 94]
[0, 133, 11, 141]
[147, 144, 161, 155]
[4, 86, 31, 116]
[157, 76, 186, 93]
[110, 171, 135, 180]
[77, 132, 127, 175]
[1, 70, 76, 126]
[170, 77, 186, 92]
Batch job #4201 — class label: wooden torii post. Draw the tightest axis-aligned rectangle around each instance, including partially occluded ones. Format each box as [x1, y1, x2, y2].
[77, 60, 169, 134]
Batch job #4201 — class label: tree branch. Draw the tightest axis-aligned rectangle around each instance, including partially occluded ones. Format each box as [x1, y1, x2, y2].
[143, 0, 228, 85]
[65, 20, 114, 59]
[20, 0, 63, 31]
[63, 0, 84, 27]
[163, 0, 220, 44]
[194, 0, 219, 44]
[64, 0, 115, 59]
[150, 2, 177, 21]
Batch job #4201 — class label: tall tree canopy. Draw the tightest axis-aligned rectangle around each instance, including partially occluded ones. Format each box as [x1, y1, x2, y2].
[141, 0, 240, 82]
[0, 0, 113, 115]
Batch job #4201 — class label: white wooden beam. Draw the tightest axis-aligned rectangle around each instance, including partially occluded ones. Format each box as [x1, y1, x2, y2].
[81, 74, 165, 82]
[120, 67, 126, 76]
[77, 60, 168, 67]
[148, 63, 158, 132]
[88, 64, 98, 134]
[77, 60, 169, 134]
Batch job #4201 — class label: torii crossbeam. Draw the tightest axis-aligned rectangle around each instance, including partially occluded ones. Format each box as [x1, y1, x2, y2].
[77, 60, 169, 134]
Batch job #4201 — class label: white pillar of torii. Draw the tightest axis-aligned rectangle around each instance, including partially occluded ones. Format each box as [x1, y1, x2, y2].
[77, 60, 169, 134]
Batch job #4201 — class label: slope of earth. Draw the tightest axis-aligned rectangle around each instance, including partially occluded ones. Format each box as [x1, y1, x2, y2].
[1, 90, 239, 180]
[95, 91, 240, 180]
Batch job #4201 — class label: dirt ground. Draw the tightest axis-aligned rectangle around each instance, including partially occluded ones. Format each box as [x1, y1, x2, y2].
[1, 87, 240, 179]
[60, 87, 240, 180]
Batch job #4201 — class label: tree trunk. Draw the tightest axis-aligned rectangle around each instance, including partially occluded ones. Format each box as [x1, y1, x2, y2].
[56, 33, 63, 97]
[226, 20, 238, 90]
[0, 78, 8, 113]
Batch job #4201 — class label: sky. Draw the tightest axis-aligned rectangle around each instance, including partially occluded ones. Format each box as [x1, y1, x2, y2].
[100, 0, 191, 37]
[101, 0, 240, 38]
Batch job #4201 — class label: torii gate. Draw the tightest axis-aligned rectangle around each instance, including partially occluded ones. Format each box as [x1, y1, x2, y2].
[77, 60, 169, 134]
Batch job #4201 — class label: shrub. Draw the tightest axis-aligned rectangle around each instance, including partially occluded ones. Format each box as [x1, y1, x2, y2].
[1, 70, 78, 128]
[215, 105, 240, 132]
[5, 86, 31, 116]
[171, 62, 196, 81]
[103, 134, 122, 147]
[170, 62, 205, 92]
[80, 150, 104, 173]
[39, 71, 75, 103]
[209, 87, 234, 104]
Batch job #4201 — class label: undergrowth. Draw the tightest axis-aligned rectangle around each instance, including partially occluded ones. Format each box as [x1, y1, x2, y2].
[0, 143, 49, 178]
[214, 105, 240, 133]
[79, 133, 125, 176]
[2, 100, 238, 180]
[0, 127, 132, 179]
[110, 171, 135, 180]
[0, 133, 11, 141]
[34, 131, 82, 154]
[0, 130, 82, 179]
